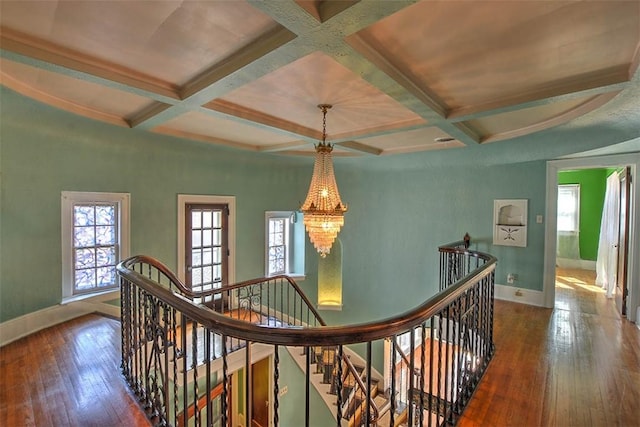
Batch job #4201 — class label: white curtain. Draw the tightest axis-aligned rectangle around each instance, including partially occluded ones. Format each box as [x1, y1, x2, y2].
[557, 230, 581, 259]
[595, 172, 620, 298]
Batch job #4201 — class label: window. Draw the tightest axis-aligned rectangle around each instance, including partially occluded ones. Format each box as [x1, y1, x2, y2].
[61, 192, 130, 300]
[265, 211, 305, 278]
[267, 217, 288, 275]
[557, 184, 580, 232]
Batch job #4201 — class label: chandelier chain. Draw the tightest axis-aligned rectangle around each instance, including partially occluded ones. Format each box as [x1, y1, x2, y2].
[322, 106, 327, 144]
[318, 104, 332, 146]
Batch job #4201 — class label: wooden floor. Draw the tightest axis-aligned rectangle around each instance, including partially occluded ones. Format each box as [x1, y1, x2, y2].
[1, 268, 638, 426]
[459, 268, 640, 427]
[0, 314, 150, 427]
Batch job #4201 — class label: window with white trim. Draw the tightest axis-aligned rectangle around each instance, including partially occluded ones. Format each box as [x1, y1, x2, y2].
[61, 192, 130, 299]
[265, 211, 305, 278]
[557, 184, 580, 232]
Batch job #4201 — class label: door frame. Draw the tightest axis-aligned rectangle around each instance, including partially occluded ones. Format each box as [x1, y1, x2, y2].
[543, 153, 640, 322]
[177, 194, 236, 286]
[251, 356, 271, 427]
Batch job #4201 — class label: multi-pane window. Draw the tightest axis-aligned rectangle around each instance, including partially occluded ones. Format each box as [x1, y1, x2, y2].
[187, 205, 227, 293]
[267, 217, 288, 275]
[61, 192, 129, 299]
[73, 203, 118, 292]
[265, 211, 305, 278]
[557, 184, 580, 232]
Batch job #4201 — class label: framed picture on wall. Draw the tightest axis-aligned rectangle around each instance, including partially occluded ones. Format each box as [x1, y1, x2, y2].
[493, 199, 528, 247]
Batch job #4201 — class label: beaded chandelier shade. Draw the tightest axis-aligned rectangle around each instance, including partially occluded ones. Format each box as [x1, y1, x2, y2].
[301, 105, 347, 257]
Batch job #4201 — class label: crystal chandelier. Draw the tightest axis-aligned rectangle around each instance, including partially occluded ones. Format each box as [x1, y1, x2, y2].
[301, 104, 347, 257]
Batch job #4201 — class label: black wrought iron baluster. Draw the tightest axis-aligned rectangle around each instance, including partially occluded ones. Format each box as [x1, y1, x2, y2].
[221, 334, 228, 427]
[455, 295, 463, 415]
[428, 321, 435, 427]
[489, 271, 496, 357]
[180, 314, 188, 427]
[436, 313, 443, 426]
[365, 341, 372, 426]
[172, 309, 178, 427]
[408, 328, 415, 425]
[472, 283, 480, 387]
[305, 346, 310, 427]
[444, 305, 452, 424]
[162, 302, 171, 425]
[336, 345, 343, 426]
[390, 336, 396, 427]
[419, 323, 426, 426]
[280, 282, 284, 328]
[120, 279, 130, 380]
[205, 328, 212, 427]
[273, 345, 280, 427]
[135, 288, 142, 395]
[267, 279, 271, 323]
[439, 250, 444, 291]
[288, 284, 293, 325]
[246, 339, 252, 427]
[143, 293, 151, 410]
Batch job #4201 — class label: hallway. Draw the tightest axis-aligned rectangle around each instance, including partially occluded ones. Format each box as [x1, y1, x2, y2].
[459, 268, 640, 426]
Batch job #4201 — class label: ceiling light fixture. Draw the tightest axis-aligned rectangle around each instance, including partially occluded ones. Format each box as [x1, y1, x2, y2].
[301, 104, 348, 258]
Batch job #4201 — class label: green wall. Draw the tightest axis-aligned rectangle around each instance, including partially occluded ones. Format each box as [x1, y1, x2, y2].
[558, 169, 607, 260]
[0, 87, 312, 322]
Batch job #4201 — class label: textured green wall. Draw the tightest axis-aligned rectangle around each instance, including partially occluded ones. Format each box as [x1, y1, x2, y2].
[0, 87, 312, 322]
[558, 169, 607, 260]
[332, 161, 546, 318]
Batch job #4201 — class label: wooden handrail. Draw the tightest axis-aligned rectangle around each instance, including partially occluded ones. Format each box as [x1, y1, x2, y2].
[119, 239, 496, 427]
[117, 244, 495, 347]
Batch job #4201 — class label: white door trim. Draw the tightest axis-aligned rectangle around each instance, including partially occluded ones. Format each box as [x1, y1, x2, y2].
[544, 153, 640, 322]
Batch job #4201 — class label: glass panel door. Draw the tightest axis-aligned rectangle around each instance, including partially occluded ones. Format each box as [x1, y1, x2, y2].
[186, 203, 228, 307]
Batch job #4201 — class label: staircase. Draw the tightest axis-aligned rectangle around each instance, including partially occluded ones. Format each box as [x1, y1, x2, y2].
[118, 238, 497, 427]
[288, 345, 390, 426]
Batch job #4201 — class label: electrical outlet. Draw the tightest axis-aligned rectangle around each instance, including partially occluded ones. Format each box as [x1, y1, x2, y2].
[507, 273, 517, 284]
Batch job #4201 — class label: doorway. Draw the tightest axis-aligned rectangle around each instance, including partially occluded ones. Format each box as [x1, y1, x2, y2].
[555, 169, 616, 314]
[544, 154, 639, 323]
[251, 357, 270, 427]
[555, 167, 632, 317]
[177, 194, 236, 291]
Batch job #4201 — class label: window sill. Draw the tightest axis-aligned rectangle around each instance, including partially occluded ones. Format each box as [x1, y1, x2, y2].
[61, 288, 119, 305]
[266, 273, 306, 281]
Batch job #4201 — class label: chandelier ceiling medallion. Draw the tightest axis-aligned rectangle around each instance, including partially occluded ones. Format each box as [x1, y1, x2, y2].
[301, 104, 348, 258]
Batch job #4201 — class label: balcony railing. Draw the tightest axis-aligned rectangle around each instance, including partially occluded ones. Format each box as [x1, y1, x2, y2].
[118, 238, 496, 426]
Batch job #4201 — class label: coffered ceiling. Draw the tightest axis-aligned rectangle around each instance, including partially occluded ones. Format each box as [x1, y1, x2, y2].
[1, 1, 638, 157]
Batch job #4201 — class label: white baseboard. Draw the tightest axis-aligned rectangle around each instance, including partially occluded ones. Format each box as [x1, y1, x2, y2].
[556, 258, 596, 270]
[494, 283, 545, 307]
[0, 291, 120, 347]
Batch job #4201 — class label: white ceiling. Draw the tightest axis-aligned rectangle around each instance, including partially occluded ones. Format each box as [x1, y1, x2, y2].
[1, 0, 638, 158]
